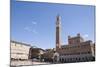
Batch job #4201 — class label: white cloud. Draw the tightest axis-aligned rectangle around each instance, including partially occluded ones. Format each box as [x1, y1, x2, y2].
[31, 29, 38, 34]
[24, 27, 31, 31]
[84, 34, 89, 38]
[32, 21, 37, 25]
[83, 34, 89, 40]
[24, 20, 38, 34]
[24, 27, 38, 34]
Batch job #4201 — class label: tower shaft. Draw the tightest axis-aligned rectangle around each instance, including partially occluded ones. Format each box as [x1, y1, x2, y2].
[56, 15, 61, 49]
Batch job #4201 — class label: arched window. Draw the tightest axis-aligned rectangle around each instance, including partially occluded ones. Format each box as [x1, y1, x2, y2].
[60, 58, 62, 62]
[85, 57, 88, 61]
[62, 58, 64, 63]
[75, 58, 77, 61]
[82, 57, 84, 61]
[79, 58, 80, 61]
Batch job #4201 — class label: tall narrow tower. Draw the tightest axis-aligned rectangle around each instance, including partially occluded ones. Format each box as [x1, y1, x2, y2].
[56, 15, 61, 50]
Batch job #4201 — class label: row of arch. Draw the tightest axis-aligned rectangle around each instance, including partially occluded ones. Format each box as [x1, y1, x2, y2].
[59, 56, 95, 63]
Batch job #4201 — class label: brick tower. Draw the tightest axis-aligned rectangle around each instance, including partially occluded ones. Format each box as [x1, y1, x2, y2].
[56, 15, 61, 50]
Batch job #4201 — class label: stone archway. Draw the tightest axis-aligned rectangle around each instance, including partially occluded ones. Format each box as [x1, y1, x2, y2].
[53, 52, 59, 63]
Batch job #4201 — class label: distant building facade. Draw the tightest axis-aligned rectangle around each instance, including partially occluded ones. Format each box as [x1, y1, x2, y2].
[11, 40, 31, 60]
[29, 47, 44, 60]
[55, 15, 95, 63]
[57, 34, 95, 63]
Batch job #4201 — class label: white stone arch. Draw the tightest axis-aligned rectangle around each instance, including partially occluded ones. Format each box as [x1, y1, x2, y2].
[53, 52, 59, 63]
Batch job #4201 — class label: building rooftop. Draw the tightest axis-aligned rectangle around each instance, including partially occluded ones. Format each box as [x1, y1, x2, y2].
[61, 40, 93, 48]
[11, 40, 31, 47]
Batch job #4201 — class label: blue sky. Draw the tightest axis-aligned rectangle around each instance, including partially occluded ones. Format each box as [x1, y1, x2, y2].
[11, 0, 95, 49]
